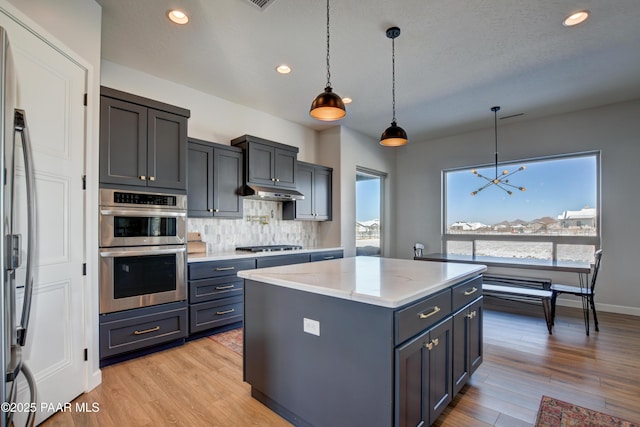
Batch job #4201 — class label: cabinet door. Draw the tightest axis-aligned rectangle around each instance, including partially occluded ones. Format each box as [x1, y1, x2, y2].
[396, 330, 428, 427]
[292, 163, 314, 219]
[452, 298, 483, 395]
[187, 142, 214, 217]
[427, 318, 453, 423]
[247, 141, 275, 186]
[99, 96, 147, 186]
[213, 147, 244, 218]
[147, 108, 188, 190]
[468, 298, 483, 376]
[274, 148, 297, 188]
[313, 166, 332, 220]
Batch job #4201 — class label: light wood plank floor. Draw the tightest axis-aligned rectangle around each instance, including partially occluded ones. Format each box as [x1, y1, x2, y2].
[42, 301, 640, 426]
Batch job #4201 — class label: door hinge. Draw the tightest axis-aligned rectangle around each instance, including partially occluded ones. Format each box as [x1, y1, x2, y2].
[83, 93, 87, 106]
[82, 174, 86, 190]
[84, 348, 88, 361]
[82, 263, 87, 276]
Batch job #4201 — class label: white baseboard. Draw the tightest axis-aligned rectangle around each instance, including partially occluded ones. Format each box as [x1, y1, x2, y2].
[556, 297, 640, 317]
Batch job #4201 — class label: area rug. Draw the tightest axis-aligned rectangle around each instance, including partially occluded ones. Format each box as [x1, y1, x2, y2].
[536, 395, 639, 427]
[208, 327, 243, 355]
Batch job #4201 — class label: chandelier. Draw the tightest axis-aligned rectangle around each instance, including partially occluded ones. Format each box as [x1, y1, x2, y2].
[471, 106, 526, 196]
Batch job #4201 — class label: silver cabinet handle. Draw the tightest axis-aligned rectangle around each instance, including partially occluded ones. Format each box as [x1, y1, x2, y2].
[464, 287, 478, 296]
[418, 306, 441, 319]
[216, 309, 235, 315]
[140, 175, 146, 180]
[149, 176, 155, 181]
[215, 285, 235, 290]
[215, 266, 235, 271]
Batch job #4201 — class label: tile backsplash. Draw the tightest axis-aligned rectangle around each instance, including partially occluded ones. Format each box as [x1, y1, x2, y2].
[188, 199, 318, 252]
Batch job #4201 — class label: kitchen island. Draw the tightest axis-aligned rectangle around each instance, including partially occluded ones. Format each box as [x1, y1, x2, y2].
[238, 257, 486, 427]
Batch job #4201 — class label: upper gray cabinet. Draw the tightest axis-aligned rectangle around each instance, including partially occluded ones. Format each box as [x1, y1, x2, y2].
[283, 161, 332, 221]
[99, 86, 190, 191]
[187, 138, 244, 218]
[231, 134, 298, 189]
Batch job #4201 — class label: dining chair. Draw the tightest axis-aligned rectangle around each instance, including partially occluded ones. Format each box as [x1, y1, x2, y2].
[551, 249, 603, 336]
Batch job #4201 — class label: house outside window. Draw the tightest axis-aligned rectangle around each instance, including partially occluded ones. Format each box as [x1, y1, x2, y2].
[442, 152, 600, 263]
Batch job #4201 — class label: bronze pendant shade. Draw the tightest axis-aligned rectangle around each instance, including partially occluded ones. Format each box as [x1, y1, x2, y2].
[309, 0, 346, 121]
[380, 26, 407, 146]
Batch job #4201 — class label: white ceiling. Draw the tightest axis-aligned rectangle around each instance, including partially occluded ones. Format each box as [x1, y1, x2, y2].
[96, 0, 640, 142]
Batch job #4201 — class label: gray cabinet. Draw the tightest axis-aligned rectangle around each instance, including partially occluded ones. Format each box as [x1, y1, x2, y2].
[188, 138, 243, 218]
[396, 317, 453, 427]
[99, 301, 188, 364]
[309, 250, 343, 262]
[453, 297, 483, 394]
[187, 258, 256, 335]
[283, 161, 332, 221]
[100, 86, 190, 191]
[255, 253, 310, 268]
[231, 134, 298, 189]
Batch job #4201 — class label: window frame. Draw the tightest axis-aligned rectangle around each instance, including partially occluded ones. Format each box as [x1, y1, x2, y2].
[441, 151, 601, 261]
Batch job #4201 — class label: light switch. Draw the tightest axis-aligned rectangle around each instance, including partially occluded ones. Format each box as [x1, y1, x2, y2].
[303, 318, 320, 336]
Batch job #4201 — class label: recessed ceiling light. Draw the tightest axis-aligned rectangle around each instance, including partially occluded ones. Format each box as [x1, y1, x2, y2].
[342, 97, 352, 104]
[276, 64, 291, 74]
[168, 9, 189, 25]
[563, 10, 590, 27]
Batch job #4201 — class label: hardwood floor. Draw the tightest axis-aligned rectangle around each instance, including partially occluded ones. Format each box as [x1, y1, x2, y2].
[42, 301, 640, 426]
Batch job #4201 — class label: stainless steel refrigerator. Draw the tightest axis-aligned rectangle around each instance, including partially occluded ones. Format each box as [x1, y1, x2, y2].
[1, 25, 38, 427]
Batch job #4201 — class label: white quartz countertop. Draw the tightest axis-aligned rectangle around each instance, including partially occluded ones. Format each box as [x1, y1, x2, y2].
[188, 247, 343, 263]
[238, 257, 486, 308]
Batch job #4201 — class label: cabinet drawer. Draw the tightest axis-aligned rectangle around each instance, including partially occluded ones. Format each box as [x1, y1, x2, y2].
[99, 302, 187, 359]
[395, 289, 451, 345]
[189, 258, 256, 280]
[452, 276, 482, 311]
[309, 250, 344, 262]
[190, 296, 243, 334]
[189, 276, 244, 304]
[256, 253, 310, 268]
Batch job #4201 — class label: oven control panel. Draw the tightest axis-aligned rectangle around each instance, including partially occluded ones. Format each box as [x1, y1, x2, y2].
[114, 191, 177, 206]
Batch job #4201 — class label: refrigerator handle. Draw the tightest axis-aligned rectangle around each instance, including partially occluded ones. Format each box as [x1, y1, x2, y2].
[14, 109, 37, 347]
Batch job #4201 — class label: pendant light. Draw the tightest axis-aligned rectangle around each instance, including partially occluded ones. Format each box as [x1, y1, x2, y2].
[309, 0, 346, 121]
[471, 106, 526, 196]
[380, 27, 408, 146]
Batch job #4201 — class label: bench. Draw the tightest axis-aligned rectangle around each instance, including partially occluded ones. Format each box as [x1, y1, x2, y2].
[482, 274, 554, 334]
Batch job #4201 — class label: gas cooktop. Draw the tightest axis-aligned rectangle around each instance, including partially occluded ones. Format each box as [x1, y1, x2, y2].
[236, 245, 303, 252]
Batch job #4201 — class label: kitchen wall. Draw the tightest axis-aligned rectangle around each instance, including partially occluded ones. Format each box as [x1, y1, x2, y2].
[393, 99, 640, 314]
[188, 199, 318, 252]
[316, 126, 396, 257]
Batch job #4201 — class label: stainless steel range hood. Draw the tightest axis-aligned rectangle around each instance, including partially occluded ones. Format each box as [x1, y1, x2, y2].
[242, 184, 304, 201]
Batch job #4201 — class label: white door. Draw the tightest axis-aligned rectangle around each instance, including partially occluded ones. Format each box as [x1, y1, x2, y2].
[1, 13, 86, 425]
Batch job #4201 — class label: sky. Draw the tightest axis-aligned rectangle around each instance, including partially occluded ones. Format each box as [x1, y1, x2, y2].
[445, 154, 597, 225]
[356, 179, 381, 222]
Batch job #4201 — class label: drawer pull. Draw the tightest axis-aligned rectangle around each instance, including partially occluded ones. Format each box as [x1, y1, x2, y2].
[133, 326, 160, 335]
[418, 306, 441, 319]
[216, 308, 236, 315]
[431, 338, 439, 347]
[463, 287, 478, 296]
[215, 285, 235, 290]
[467, 310, 477, 319]
[323, 256, 335, 260]
[215, 266, 235, 271]
[139, 175, 146, 181]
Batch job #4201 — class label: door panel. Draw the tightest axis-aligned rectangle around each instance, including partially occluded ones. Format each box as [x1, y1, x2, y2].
[3, 12, 86, 425]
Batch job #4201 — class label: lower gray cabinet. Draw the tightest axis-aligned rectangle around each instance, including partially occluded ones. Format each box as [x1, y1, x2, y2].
[309, 250, 343, 262]
[256, 253, 310, 268]
[99, 301, 188, 361]
[452, 297, 483, 394]
[190, 295, 243, 333]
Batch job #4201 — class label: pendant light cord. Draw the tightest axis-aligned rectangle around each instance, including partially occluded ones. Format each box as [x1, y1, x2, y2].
[493, 106, 499, 179]
[391, 36, 397, 123]
[325, 0, 332, 88]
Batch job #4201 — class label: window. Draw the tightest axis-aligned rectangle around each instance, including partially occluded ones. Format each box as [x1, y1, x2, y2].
[443, 152, 599, 263]
[356, 168, 385, 256]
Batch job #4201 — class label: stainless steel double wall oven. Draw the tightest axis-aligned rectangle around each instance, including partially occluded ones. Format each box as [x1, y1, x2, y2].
[99, 188, 187, 314]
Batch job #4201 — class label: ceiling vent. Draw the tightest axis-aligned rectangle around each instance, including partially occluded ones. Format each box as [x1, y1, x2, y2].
[245, 0, 277, 10]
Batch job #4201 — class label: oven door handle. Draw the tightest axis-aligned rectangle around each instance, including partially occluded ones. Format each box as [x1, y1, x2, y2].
[100, 209, 187, 218]
[99, 247, 187, 257]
